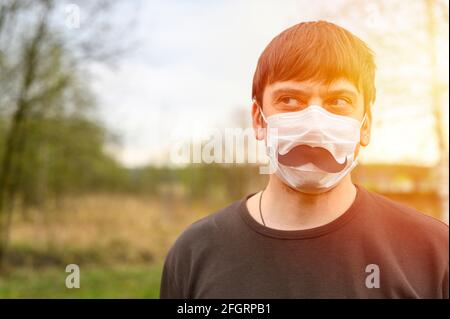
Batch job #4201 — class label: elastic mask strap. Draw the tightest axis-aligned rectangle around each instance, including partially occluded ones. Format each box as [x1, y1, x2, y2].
[254, 100, 268, 124]
[360, 113, 367, 129]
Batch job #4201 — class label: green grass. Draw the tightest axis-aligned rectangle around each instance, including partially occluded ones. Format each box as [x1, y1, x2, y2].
[0, 263, 163, 298]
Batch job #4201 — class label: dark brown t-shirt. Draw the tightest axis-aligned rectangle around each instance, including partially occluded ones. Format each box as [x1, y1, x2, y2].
[160, 185, 449, 299]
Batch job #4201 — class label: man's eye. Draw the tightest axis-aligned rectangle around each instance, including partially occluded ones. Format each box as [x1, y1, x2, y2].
[279, 97, 300, 107]
[328, 98, 351, 107]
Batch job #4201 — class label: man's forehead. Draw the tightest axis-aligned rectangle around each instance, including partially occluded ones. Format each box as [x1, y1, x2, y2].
[266, 78, 361, 96]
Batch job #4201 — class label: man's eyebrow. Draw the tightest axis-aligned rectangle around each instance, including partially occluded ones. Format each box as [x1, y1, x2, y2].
[325, 89, 358, 99]
[271, 88, 310, 98]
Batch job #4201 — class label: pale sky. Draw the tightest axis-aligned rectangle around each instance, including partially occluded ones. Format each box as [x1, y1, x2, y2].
[88, 0, 449, 167]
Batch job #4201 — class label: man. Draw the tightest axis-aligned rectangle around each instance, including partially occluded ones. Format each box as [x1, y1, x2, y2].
[160, 21, 449, 298]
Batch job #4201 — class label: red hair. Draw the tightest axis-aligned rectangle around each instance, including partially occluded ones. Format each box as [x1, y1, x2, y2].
[252, 21, 376, 112]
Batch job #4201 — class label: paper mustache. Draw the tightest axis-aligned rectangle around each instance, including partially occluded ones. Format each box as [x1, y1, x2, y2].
[278, 144, 348, 173]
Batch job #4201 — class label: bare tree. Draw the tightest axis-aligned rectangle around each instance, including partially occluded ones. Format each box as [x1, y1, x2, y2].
[0, 0, 134, 269]
[330, 0, 449, 222]
[425, 0, 449, 223]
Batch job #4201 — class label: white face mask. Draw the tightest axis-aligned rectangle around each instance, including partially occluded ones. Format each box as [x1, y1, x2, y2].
[259, 104, 366, 194]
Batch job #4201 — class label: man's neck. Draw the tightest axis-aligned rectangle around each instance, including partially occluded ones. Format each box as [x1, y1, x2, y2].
[246, 174, 357, 230]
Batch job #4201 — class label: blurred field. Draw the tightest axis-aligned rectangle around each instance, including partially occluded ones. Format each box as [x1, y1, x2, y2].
[0, 194, 223, 298]
[0, 263, 163, 298]
[7, 194, 218, 266]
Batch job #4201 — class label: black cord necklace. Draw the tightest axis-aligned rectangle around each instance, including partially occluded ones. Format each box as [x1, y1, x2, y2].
[259, 189, 266, 226]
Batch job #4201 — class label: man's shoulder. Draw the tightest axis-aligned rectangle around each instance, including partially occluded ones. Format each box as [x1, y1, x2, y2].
[362, 186, 448, 242]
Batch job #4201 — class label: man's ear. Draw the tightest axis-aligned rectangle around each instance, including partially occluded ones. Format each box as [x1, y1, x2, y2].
[252, 100, 265, 141]
[360, 109, 372, 147]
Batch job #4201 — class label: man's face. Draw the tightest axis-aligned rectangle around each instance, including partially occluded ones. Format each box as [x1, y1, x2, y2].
[252, 77, 372, 158]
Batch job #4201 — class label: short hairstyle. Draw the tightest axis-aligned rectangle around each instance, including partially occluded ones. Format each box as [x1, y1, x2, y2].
[252, 21, 376, 113]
